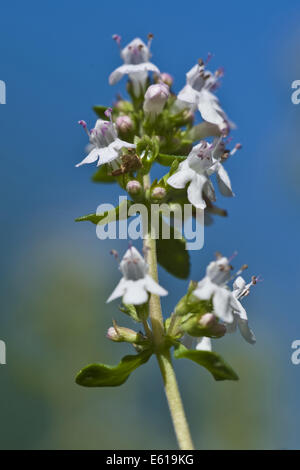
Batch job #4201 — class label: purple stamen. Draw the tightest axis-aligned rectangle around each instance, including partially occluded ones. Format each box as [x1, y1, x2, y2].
[228, 251, 238, 262]
[205, 52, 213, 64]
[112, 34, 121, 46]
[104, 107, 113, 118]
[78, 120, 87, 129]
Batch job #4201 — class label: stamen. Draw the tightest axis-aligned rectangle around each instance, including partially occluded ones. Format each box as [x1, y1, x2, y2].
[104, 107, 113, 119]
[112, 34, 122, 48]
[228, 251, 238, 262]
[205, 52, 213, 65]
[215, 67, 224, 78]
[110, 249, 119, 262]
[78, 120, 90, 136]
[147, 33, 154, 50]
[230, 143, 242, 156]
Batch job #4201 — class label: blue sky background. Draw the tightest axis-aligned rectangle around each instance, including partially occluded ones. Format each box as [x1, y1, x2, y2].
[0, 0, 300, 449]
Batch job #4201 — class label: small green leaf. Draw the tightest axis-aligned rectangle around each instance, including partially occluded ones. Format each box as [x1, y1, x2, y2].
[156, 219, 190, 279]
[93, 105, 109, 119]
[92, 165, 116, 183]
[76, 350, 152, 387]
[75, 199, 133, 225]
[119, 303, 141, 323]
[174, 344, 239, 381]
[157, 153, 186, 167]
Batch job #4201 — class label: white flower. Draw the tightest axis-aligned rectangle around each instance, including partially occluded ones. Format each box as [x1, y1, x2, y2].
[109, 36, 160, 96]
[177, 61, 234, 134]
[167, 138, 234, 209]
[143, 83, 169, 118]
[226, 276, 256, 344]
[75, 115, 135, 168]
[193, 255, 239, 323]
[107, 247, 168, 305]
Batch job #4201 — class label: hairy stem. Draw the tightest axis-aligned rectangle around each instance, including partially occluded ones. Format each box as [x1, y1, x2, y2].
[143, 174, 194, 450]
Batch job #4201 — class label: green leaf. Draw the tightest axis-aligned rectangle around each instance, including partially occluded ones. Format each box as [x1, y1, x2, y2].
[93, 105, 109, 119]
[76, 350, 152, 387]
[92, 165, 116, 183]
[75, 199, 133, 225]
[174, 344, 239, 381]
[119, 303, 141, 323]
[157, 153, 186, 167]
[156, 219, 190, 279]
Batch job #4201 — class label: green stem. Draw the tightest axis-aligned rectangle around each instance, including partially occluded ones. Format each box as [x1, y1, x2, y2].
[143, 174, 194, 451]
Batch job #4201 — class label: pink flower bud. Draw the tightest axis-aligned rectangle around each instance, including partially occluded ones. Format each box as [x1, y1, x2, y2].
[116, 115, 133, 133]
[106, 325, 144, 343]
[106, 327, 119, 341]
[143, 83, 170, 118]
[199, 313, 217, 328]
[199, 313, 226, 338]
[151, 187, 166, 200]
[160, 72, 173, 87]
[126, 180, 142, 195]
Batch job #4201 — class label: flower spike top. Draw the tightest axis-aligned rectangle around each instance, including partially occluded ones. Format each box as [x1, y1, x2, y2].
[177, 59, 234, 134]
[107, 246, 168, 305]
[167, 137, 234, 209]
[76, 114, 135, 168]
[109, 35, 160, 96]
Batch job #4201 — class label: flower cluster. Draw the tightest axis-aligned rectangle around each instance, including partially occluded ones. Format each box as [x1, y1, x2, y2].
[75, 34, 260, 403]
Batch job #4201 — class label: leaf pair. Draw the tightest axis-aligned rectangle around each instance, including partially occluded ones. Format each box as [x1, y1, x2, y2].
[76, 344, 238, 388]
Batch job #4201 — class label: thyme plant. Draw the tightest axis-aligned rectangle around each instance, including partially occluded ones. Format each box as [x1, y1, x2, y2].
[75, 34, 259, 450]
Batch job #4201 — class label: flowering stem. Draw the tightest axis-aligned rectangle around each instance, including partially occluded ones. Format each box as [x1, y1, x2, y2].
[143, 174, 194, 451]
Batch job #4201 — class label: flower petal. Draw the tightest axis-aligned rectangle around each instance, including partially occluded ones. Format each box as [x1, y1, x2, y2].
[197, 89, 229, 133]
[203, 179, 216, 202]
[75, 148, 100, 167]
[233, 276, 246, 291]
[196, 336, 212, 352]
[109, 63, 159, 86]
[145, 275, 168, 297]
[106, 278, 127, 303]
[213, 288, 234, 323]
[97, 145, 119, 165]
[216, 163, 234, 197]
[113, 138, 136, 151]
[187, 174, 207, 209]
[123, 279, 149, 305]
[194, 277, 215, 300]
[237, 318, 256, 344]
[167, 164, 194, 189]
[178, 84, 199, 105]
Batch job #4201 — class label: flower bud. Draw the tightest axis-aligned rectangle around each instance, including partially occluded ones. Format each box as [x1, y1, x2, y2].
[199, 313, 226, 338]
[151, 187, 166, 200]
[116, 115, 133, 134]
[199, 313, 216, 328]
[115, 100, 134, 113]
[106, 325, 145, 344]
[159, 72, 173, 87]
[143, 83, 169, 118]
[126, 180, 142, 195]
